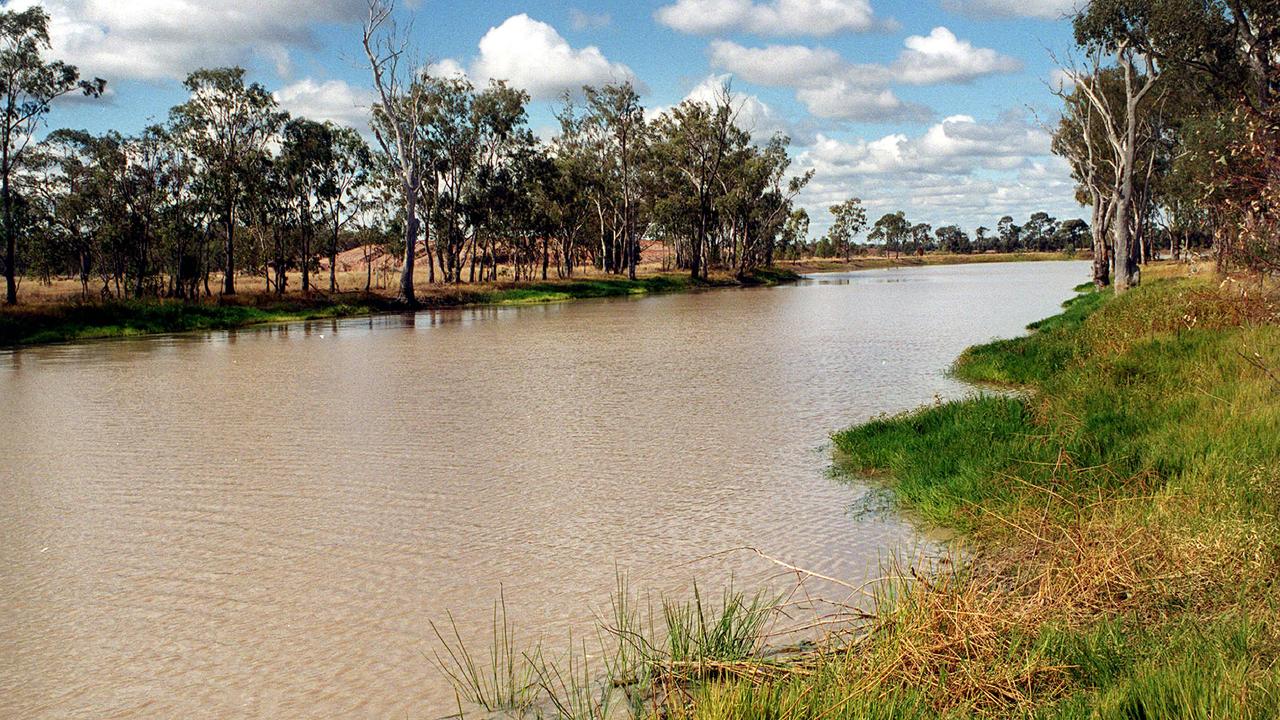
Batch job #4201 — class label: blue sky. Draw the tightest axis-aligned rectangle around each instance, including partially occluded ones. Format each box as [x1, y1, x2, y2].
[18, 0, 1086, 236]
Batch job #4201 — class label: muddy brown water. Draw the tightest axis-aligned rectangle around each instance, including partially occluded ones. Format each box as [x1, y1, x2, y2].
[0, 261, 1089, 717]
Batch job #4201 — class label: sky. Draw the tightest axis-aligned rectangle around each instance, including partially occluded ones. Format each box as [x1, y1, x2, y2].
[14, 0, 1088, 236]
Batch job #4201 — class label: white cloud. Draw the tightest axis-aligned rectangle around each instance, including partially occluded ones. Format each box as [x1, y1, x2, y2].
[273, 78, 373, 129]
[10, 0, 364, 81]
[708, 29, 1016, 122]
[655, 0, 885, 37]
[800, 113, 1051, 177]
[708, 41, 851, 87]
[792, 113, 1074, 234]
[892, 27, 1022, 85]
[468, 15, 637, 100]
[795, 80, 931, 122]
[941, 0, 1078, 20]
[708, 41, 913, 122]
[679, 74, 801, 143]
[1048, 67, 1077, 93]
[428, 59, 469, 80]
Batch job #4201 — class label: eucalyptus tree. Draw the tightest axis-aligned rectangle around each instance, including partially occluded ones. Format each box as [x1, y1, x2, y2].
[363, 0, 432, 303]
[779, 208, 810, 262]
[1054, 218, 1090, 251]
[446, 80, 537, 284]
[718, 134, 811, 274]
[317, 124, 372, 292]
[868, 211, 910, 257]
[974, 226, 993, 253]
[241, 152, 287, 293]
[996, 215, 1021, 252]
[28, 129, 97, 295]
[421, 75, 477, 284]
[1022, 212, 1058, 251]
[651, 86, 743, 279]
[121, 125, 179, 297]
[170, 67, 284, 296]
[825, 197, 867, 261]
[583, 82, 648, 279]
[1053, 80, 1114, 286]
[934, 225, 971, 254]
[0, 6, 104, 304]
[1105, 0, 1280, 272]
[542, 132, 595, 277]
[280, 118, 333, 293]
[908, 222, 933, 255]
[73, 131, 129, 297]
[1066, 4, 1165, 290]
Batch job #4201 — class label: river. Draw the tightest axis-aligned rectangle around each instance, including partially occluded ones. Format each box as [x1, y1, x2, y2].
[0, 260, 1089, 717]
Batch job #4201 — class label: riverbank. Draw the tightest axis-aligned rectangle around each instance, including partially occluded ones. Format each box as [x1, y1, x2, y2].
[784, 250, 1077, 275]
[679, 269, 1279, 717]
[0, 250, 1067, 348]
[0, 269, 798, 348]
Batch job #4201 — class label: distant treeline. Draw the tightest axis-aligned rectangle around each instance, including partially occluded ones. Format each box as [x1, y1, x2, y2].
[790, 204, 1091, 261]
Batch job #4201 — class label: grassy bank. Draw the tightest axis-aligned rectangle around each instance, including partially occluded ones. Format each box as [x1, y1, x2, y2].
[0, 269, 796, 348]
[815, 273, 1280, 717]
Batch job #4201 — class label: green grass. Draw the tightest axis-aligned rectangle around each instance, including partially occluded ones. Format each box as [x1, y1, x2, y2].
[480, 275, 694, 306]
[815, 276, 1280, 718]
[834, 395, 1034, 531]
[950, 286, 1109, 387]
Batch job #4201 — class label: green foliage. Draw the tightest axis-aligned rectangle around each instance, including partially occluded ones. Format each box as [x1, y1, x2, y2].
[0, 5, 105, 304]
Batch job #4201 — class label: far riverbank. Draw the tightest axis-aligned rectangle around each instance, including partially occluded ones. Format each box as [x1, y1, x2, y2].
[0, 252, 1075, 348]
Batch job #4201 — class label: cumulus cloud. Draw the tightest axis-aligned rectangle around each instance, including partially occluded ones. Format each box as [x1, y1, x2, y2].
[467, 15, 637, 100]
[941, 0, 1078, 20]
[428, 59, 469, 80]
[655, 0, 886, 37]
[800, 113, 1051, 177]
[708, 41, 851, 87]
[892, 27, 1022, 85]
[8, 0, 364, 81]
[273, 78, 373, 129]
[792, 113, 1074, 234]
[795, 80, 931, 122]
[709, 29, 1016, 122]
[678, 74, 803, 143]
